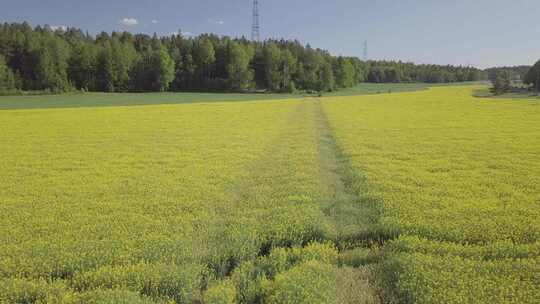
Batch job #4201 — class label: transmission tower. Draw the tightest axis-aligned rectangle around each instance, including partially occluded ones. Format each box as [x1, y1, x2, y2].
[363, 40, 368, 61]
[251, 0, 260, 42]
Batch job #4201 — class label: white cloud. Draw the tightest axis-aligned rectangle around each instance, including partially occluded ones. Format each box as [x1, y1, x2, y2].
[151, 19, 158, 24]
[119, 18, 139, 27]
[50, 25, 68, 32]
[208, 18, 225, 25]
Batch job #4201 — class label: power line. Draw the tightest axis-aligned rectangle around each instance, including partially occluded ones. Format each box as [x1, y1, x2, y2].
[251, 0, 260, 42]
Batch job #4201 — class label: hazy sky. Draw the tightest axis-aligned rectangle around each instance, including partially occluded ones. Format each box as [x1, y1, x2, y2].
[1, 0, 538, 68]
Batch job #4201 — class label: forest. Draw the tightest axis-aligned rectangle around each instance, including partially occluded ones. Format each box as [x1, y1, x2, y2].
[0, 22, 488, 94]
[484, 64, 540, 95]
[485, 65, 531, 82]
[524, 60, 540, 91]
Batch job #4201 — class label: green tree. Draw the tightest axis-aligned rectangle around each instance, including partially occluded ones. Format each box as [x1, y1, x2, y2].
[492, 70, 512, 95]
[263, 42, 282, 91]
[524, 60, 540, 93]
[95, 38, 137, 92]
[0, 54, 17, 92]
[194, 38, 216, 86]
[318, 61, 335, 92]
[168, 44, 183, 90]
[156, 46, 175, 91]
[96, 41, 116, 92]
[110, 38, 138, 91]
[336, 57, 355, 88]
[132, 45, 175, 91]
[32, 33, 71, 92]
[68, 42, 97, 90]
[299, 49, 324, 92]
[226, 41, 254, 91]
[280, 49, 297, 92]
[182, 53, 197, 88]
[0, 22, 490, 93]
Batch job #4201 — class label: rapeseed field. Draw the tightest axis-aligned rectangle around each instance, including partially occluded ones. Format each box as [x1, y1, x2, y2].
[0, 99, 340, 303]
[324, 86, 540, 303]
[1, 86, 538, 303]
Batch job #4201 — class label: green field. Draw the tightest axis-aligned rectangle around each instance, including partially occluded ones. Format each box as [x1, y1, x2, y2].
[473, 86, 540, 99]
[0, 85, 538, 303]
[0, 91, 297, 110]
[0, 83, 448, 110]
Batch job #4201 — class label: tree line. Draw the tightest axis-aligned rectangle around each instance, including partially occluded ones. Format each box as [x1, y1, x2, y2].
[366, 61, 485, 83]
[0, 22, 487, 94]
[486, 65, 527, 95]
[485, 66, 530, 83]
[524, 60, 540, 93]
[487, 62, 540, 95]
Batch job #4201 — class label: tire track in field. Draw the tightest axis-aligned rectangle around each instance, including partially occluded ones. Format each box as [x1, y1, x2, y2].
[311, 98, 384, 304]
[206, 100, 326, 277]
[205, 98, 387, 303]
[312, 98, 389, 248]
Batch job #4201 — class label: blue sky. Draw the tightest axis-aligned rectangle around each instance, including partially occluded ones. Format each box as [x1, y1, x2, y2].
[1, 0, 539, 68]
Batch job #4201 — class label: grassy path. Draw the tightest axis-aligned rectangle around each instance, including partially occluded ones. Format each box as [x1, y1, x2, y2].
[313, 98, 384, 249]
[201, 99, 384, 303]
[312, 99, 382, 304]
[208, 100, 328, 276]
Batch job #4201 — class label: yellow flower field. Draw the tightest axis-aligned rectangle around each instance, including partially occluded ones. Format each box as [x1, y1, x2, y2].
[323, 86, 540, 303]
[0, 86, 538, 303]
[0, 100, 335, 303]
